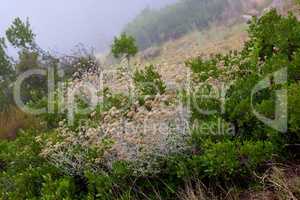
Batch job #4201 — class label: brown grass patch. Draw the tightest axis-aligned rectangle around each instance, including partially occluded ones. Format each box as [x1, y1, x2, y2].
[0, 106, 40, 139]
[179, 180, 240, 200]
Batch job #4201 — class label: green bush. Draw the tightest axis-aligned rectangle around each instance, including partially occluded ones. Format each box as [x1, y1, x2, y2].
[41, 175, 76, 200]
[101, 88, 130, 111]
[183, 9, 300, 184]
[196, 140, 241, 179]
[16, 50, 48, 104]
[187, 139, 275, 180]
[0, 130, 61, 199]
[133, 65, 166, 96]
[239, 140, 274, 170]
[188, 9, 300, 147]
[287, 83, 300, 143]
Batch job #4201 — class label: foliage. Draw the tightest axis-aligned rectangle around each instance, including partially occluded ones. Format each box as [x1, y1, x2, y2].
[133, 65, 166, 96]
[193, 140, 274, 180]
[5, 17, 35, 49]
[40, 175, 76, 200]
[28, 95, 66, 129]
[16, 50, 48, 103]
[111, 33, 138, 62]
[0, 130, 57, 199]
[1, 9, 300, 200]
[287, 83, 300, 144]
[38, 123, 114, 176]
[0, 17, 43, 131]
[187, 10, 300, 163]
[0, 38, 14, 112]
[0, 38, 13, 81]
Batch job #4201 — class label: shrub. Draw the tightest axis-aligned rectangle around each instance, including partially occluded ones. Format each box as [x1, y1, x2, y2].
[193, 140, 241, 179]
[187, 139, 275, 180]
[187, 10, 300, 149]
[101, 88, 130, 111]
[286, 83, 300, 150]
[239, 140, 274, 170]
[38, 123, 114, 176]
[133, 65, 166, 96]
[0, 129, 60, 199]
[185, 57, 221, 82]
[41, 175, 77, 200]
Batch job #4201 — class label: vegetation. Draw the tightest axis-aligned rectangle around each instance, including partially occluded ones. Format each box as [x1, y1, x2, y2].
[111, 32, 139, 98]
[0, 6, 300, 200]
[0, 17, 54, 139]
[133, 65, 166, 96]
[0, 38, 13, 111]
[6, 17, 35, 49]
[124, 0, 242, 49]
[111, 33, 138, 63]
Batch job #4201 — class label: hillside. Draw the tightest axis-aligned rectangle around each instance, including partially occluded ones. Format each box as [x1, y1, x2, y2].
[125, 0, 298, 87]
[1, 0, 300, 199]
[98, 23, 249, 95]
[123, 0, 273, 50]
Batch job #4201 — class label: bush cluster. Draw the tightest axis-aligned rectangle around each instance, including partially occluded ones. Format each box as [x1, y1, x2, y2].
[1, 10, 300, 200]
[133, 64, 166, 97]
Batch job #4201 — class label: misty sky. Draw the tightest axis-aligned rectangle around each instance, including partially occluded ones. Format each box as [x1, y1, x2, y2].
[0, 0, 176, 54]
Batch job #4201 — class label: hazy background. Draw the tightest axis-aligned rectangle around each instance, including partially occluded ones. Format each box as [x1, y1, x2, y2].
[0, 0, 177, 54]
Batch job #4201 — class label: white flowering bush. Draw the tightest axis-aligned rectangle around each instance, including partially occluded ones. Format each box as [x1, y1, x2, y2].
[100, 94, 190, 175]
[38, 92, 190, 176]
[37, 121, 114, 176]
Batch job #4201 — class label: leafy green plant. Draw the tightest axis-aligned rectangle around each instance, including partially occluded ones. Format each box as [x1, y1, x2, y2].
[133, 65, 166, 96]
[41, 175, 76, 200]
[111, 33, 138, 64]
[186, 138, 276, 181]
[6, 17, 35, 49]
[0, 129, 61, 199]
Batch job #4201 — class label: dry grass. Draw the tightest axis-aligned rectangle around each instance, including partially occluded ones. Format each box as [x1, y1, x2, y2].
[134, 22, 248, 89]
[290, 176, 300, 198]
[254, 165, 300, 200]
[267, 167, 298, 200]
[178, 180, 240, 200]
[179, 164, 300, 200]
[179, 181, 212, 200]
[0, 106, 40, 139]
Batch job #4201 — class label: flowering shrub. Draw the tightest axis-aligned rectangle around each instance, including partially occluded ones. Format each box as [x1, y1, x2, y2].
[38, 122, 114, 176]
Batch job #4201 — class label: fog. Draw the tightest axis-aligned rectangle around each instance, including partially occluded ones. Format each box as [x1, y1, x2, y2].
[0, 0, 176, 54]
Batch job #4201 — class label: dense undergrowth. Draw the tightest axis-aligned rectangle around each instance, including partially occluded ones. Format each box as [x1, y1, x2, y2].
[0, 9, 300, 200]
